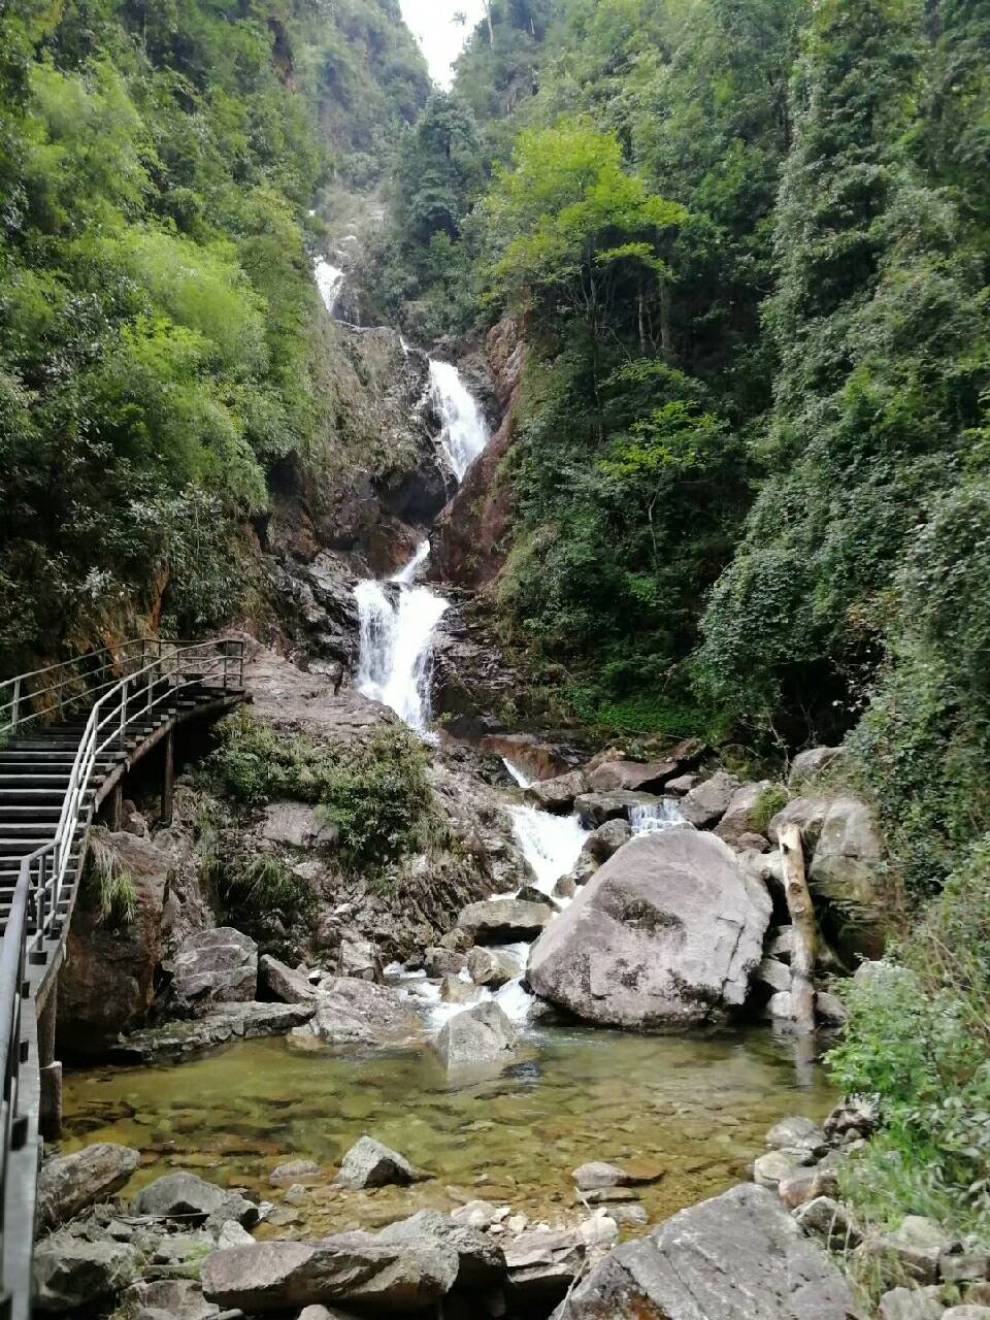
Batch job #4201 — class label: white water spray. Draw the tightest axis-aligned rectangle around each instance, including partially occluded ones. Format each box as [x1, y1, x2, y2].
[429, 360, 490, 482]
[630, 798, 690, 835]
[314, 258, 345, 317]
[354, 544, 448, 734]
[509, 806, 588, 897]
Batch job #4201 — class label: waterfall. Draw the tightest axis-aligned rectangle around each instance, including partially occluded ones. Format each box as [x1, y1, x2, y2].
[354, 544, 449, 734]
[630, 798, 689, 835]
[429, 360, 490, 482]
[509, 805, 589, 896]
[314, 258, 345, 317]
[502, 758, 531, 789]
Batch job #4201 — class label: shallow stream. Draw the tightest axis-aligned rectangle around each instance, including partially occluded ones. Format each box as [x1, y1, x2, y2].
[63, 1026, 834, 1238]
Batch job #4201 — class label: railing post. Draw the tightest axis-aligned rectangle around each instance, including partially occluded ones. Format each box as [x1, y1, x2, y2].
[10, 678, 20, 729]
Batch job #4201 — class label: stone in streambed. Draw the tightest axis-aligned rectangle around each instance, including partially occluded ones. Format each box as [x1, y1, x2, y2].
[573, 1161, 664, 1191]
[467, 945, 520, 988]
[766, 1115, 828, 1158]
[334, 1136, 424, 1189]
[289, 978, 418, 1048]
[109, 1001, 316, 1065]
[557, 1183, 856, 1319]
[377, 1210, 505, 1289]
[582, 818, 632, 863]
[261, 954, 321, 1003]
[714, 780, 773, 847]
[33, 1237, 139, 1314]
[135, 1172, 257, 1227]
[457, 899, 552, 944]
[37, 1142, 141, 1233]
[587, 760, 680, 794]
[122, 1278, 220, 1320]
[680, 770, 741, 829]
[526, 770, 588, 813]
[440, 974, 479, 1004]
[270, 1159, 322, 1187]
[434, 1001, 519, 1069]
[424, 946, 466, 977]
[515, 883, 556, 907]
[168, 927, 258, 1009]
[527, 830, 771, 1030]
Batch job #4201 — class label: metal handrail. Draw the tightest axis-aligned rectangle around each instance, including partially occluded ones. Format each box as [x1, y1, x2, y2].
[0, 635, 245, 1320]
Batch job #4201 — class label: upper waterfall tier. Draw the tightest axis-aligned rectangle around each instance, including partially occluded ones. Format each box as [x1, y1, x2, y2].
[429, 360, 490, 483]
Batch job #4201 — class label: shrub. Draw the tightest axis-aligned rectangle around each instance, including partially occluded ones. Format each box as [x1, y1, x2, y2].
[85, 835, 138, 926]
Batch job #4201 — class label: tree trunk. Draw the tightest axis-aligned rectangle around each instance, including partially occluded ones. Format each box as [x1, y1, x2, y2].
[484, 1, 495, 47]
[779, 823, 818, 1035]
[658, 276, 673, 364]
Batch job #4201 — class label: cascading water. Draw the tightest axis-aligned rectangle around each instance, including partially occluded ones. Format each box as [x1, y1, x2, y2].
[314, 257, 345, 317]
[630, 799, 690, 835]
[429, 360, 490, 482]
[354, 362, 492, 735]
[354, 544, 448, 734]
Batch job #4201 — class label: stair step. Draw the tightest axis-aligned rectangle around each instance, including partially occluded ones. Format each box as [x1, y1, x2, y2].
[0, 807, 64, 820]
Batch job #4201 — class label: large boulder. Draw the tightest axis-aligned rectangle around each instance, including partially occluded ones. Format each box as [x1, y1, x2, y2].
[587, 760, 680, 795]
[527, 831, 771, 1029]
[809, 795, 887, 952]
[260, 955, 321, 1003]
[120, 1279, 219, 1320]
[201, 1234, 457, 1314]
[789, 746, 845, 788]
[58, 831, 172, 1059]
[434, 1001, 519, 1069]
[134, 1172, 257, 1227]
[526, 770, 589, 814]
[557, 1183, 857, 1319]
[34, 1237, 139, 1314]
[377, 1210, 505, 1290]
[37, 1143, 141, 1232]
[582, 819, 632, 863]
[714, 781, 773, 848]
[335, 1137, 423, 1189]
[467, 945, 520, 987]
[457, 899, 553, 944]
[168, 928, 258, 1009]
[110, 1001, 316, 1065]
[289, 978, 418, 1048]
[680, 771, 741, 829]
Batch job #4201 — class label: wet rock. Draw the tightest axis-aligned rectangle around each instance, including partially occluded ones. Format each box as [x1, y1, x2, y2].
[527, 831, 771, 1029]
[789, 746, 845, 787]
[766, 1116, 827, 1159]
[289, 978, 418, 1048]
[477, 732, 574, 783]
[553, 874, 577, 900]
[582, 819, 632, 864]
[261, 955, 321, 1003]
[37, 1142, 140, 1233]
[168, 928, 258, 1010]
[377, 1210, 505, 1288]
[425, 946, 466, 978]
[111, 1001, 316, 1064]
[573, 790, 663, 829]
[515, 883, 556, 907]
[714, 781, 773, 847]
[526, 770, 588, 814]
[122, 1277, 219, 1319]
[768, 796, 829, 848]
[467, 946, 520, 988]
[440, 974, 478, 1004]
[335, 1136, 424, 1189]
[457, 899, 552, 944]
[34, 1237, 139, 1314]
[573, 1161, 663, 1191]
[270, 1160, 322, 1187]
[435, 1001, 519, 1069]
[557, 1183, 856, 1319]
[261, 803, 336, 849]
[680, 770, 742, 829]
[793, 1195, 861, 1249]
[877, 1286, 945, 1320]
[135, 1172, 257, 1228]
[200, 1233, 457, 1314]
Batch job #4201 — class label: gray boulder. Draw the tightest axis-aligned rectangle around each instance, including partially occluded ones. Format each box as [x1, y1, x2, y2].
[714, 781, 773, 847]
[434, 1001, 519, 1069]
[877, 1286, 945, 1320]
[527, 831, 771, 1029]
[582, 819, 632, 863]
[424, 946, 467, 978]
[122, 1278, 219, 1320]
[794, 1196, 861, 1249]
[261, 955, 321, 1004]
[809, 795, 885, 935]
[290, 978, 418, 1048]
[457, 899, 552, 944]
[334, 1136, 423, 1189]
[665, 773, 700, 796]
[467, 945, 520, 988]
[261, 802, 336, 848]
[680, 771, 742, 829]
[168, 927, 258, 1008]
[789, 746, 845, 787]
[505, 1227, 585, 1306]
[37, 1142, 140, 1233]
[336, 935, 380, 982]
[34, 1237, 139, 1314]
[377, 1210, 505, 1289]
[768, 797, 829, 848]
[587, 760, 679, 794]
[526, 770, 588, 814]
[200, 1234, 457, 1314]
[573, 791, 663, 829]
[134, 1172, 257, 1227]
[557, 1183, 857, 1319]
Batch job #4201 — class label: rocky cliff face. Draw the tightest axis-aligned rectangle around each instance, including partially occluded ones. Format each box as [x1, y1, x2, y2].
[430, 317, 523, 590]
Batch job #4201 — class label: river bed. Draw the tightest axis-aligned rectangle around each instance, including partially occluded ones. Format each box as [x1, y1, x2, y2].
[62, 1024, 834, 1238]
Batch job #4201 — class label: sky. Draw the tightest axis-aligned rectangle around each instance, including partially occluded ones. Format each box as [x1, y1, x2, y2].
[398, 0, 487, 88]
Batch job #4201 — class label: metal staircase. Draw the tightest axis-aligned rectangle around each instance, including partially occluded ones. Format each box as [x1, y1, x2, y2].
[0, 638, 247, 1320]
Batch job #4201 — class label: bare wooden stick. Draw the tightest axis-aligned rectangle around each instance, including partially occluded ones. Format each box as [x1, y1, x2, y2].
[779, 822, 818, 1035]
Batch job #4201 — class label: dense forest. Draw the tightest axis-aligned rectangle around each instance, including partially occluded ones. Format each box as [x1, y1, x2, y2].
[0, 0, 427, 663]
[368, 0, 990, 1246]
